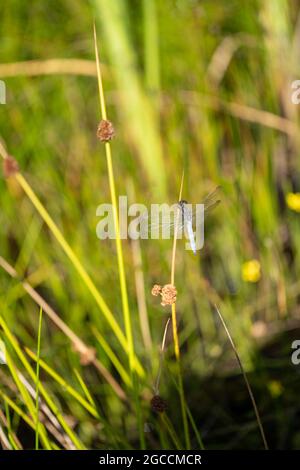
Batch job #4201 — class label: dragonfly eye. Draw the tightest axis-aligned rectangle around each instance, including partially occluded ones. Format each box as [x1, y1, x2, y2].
[179, 199, 188, 206]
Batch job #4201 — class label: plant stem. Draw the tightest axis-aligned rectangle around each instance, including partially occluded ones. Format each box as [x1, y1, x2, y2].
[35, 307, 43, 450]
[215, 304, 269, 450]
[143, 0, 160, 93]
[170, 171, 190, 449]
[93, 25, 145, 449]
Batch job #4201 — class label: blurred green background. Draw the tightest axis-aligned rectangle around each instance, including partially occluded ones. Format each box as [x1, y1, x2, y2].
[1, 0, 300, 450]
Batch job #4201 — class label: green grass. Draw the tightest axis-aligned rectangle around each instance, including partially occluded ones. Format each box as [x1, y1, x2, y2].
[1, 0, 300, 450]
[34, 307, 43, 450]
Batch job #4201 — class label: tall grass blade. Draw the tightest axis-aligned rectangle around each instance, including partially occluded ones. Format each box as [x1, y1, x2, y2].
[94, 24, 145, 449]
[93, 0, 167, 198]
[35, 307, 43, 450]
[214, 304, 269, 450]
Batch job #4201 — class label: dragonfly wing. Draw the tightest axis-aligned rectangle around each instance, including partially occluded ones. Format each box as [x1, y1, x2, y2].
[204, 199, 221, 213]
[190, 186, 221, 222]
[203, 186, 222, 212]
[137, 211, 184, 235]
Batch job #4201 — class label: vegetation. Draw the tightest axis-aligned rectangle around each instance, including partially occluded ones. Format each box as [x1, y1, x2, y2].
[0, 0, 300, 449]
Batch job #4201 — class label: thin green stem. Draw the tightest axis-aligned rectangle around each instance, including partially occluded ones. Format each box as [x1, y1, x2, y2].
[215, 304, 269, 450]
[35, 307, 43, 450]
[170, 171, 190, 449]
[93, 25, 144, 449]
[143, 0, 160, 93]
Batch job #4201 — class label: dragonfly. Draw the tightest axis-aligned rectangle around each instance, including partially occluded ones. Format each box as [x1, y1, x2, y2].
[138, 186, 221, 254]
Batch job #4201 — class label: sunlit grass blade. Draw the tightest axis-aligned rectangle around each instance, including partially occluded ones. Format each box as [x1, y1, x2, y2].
[0, 391, 38, 439]
[4, 349, 51, 449]
[0, 423, 12, 449]
[35, 307, 43, 450]
[0, 314, 85, 449]
[143, 0, 160, 93]
[2, 404, 22, 450]
[93, 0, 166, 198]
[13, 173, 144, 378]
[93, 24, 134, 374]
[73, 368, 96, 408]
[169, 171, 190, 449]
[92, 327, 132, 388]
[94, 24, 145, 449]
[0, 254, 127, 400]
[25, 348, 100, 419]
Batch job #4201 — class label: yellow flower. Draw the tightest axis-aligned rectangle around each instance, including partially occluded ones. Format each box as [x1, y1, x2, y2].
[268, 380, 283, 398]
[286, 192, 300, 213]
[242, 259, 261, 283]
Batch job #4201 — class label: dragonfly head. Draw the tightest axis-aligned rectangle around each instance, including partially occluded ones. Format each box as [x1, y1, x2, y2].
[178, 199, 188, 208]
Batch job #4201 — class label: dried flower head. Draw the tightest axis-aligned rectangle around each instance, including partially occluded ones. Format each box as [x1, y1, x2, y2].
[150, 394, 168, 413]
[97, 119, 115, 142]
[161, 284, 177, 306]
[151, 284, 162, 296]
[3, 156, 19, 178]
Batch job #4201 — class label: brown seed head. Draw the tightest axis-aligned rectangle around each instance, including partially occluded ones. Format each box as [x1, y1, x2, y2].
[151, 284, 162, 297]
[150, 395, 168, 413]
[97, 119, 115, 142]
[3, 156, 19, 178]
[161, 284, 177, 306]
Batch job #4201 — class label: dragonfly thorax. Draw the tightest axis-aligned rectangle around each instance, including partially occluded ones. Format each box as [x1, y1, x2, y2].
[178, 200, 193, 223]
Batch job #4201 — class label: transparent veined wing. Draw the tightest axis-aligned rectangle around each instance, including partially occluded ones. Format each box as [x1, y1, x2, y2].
[136, 207, 185, 236]
[189, 186, 221, 222]
[202, 186, 222, 213]
[136, 186, 221, 236]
